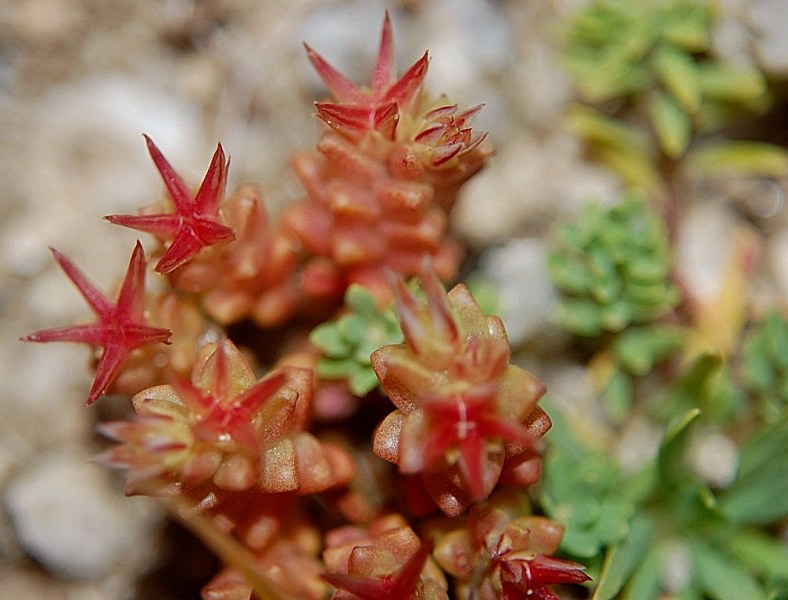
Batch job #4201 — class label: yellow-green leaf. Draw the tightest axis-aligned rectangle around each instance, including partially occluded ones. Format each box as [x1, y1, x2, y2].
[648, 92, 692, 159]
[653, 43, 701, 114]
[566, 105, 652, 152]
[686, 141, 788, 179]
[699, 62, 767, 105]
[662, 4, 711, 52]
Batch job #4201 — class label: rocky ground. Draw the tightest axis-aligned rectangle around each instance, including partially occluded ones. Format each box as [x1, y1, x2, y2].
[1, 0, 786, 598]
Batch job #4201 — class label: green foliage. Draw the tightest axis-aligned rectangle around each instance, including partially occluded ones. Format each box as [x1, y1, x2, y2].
[685, 141, 788, 180]
[741, 312, 788, 422]
[656, 353, 746, 426]
[309, 284, 402, 396]
[542, 388, 788, 600]
[549, 195, 679, 337]
[539, 404, 643, 559]
[719, 413, 788, 526]
[561, 0, 780, 187]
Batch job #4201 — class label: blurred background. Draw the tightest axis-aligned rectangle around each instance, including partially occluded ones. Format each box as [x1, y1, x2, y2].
[1, 0, 786, 598]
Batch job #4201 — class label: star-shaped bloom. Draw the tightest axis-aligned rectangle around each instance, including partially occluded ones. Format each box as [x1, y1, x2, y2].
[401, 384, 535, 501]
[415, 101, 489, 167]
[23, 241, 171, 405]
[169, 340, 292, 454]
[305, 11, 428, 139]
[106, 135, 235, 274]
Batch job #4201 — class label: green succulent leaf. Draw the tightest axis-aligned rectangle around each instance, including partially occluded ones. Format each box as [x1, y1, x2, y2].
[316, 357, 356, 380]
[556, 298, 605, 336]
[548, 253, 595, 295]
[648, 91, 692, 158]
[310, 322, 351, 357]
[345, 283, 378, 314]
[685, 141, 788, 179]
[310, 284, 402, 396]
[653, 42, 701, 114]
[661, 3, 710, 51]
[602, 368, 633, 423]
[621, 542, 663, 600]
[657, 407, 701, 486]
[549, 196, 677, 337]
[614, 325, 684, 376]
[742, 312, 788, 421]
[565, 105, 653, 154]
[699, 62, 768, 105]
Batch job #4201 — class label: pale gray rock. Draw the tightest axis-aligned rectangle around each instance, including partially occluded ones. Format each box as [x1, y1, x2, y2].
[3, 452, 161, 581]
[689, 430, 739, 489]
[674, 201, 751, 305]
[454, 133, 620, 245]
[478, 239, 558, 346]
[749, 0, 788, 75]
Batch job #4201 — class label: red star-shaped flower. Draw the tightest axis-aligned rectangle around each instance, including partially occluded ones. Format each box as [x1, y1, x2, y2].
[401, 384, 535, 501]
[305, 11, 428, 139]
[323, 539, 433, 600]
[415, 102, 489, 167]
[23, 241, 171, 405]
[170, 340, 291, 454]
[105, 135, 235, 274]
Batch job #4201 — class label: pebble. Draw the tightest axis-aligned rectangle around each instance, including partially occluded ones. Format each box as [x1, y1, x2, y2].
[688, 431, 739, 489]
[3, 452, 160, 581]
[749, 0, 788, 75]
[454, 133, 620, 245]
[478, 238, 558, 346]
[674, 201, 744, 304]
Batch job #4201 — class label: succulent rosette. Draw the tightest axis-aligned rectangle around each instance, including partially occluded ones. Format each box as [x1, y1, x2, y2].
[371, 266, 550, 516]
[100, 339, 353, 496]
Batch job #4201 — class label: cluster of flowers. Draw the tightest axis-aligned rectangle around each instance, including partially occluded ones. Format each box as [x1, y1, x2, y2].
[24, 14, 588, 600]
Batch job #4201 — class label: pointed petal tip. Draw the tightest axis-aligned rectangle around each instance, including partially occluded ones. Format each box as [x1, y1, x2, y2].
[84, 392, 103, 407]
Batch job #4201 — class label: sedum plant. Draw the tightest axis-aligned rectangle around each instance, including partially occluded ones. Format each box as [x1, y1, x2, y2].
[548, 194, 683, 421]
[22, 12, 588, 600]
[21, 7, 787, 600]
[310, 283, 403, 397]
[561, 0, 788, 196]
[541, 3, 788, 591]
[370, 266, 550, 517]
[547, 194, 679, 338]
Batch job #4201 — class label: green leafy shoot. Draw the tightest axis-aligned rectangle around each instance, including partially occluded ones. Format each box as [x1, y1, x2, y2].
[310, 284, 402, 396]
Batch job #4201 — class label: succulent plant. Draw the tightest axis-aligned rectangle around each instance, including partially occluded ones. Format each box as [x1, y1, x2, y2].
[322, 514, 449, 600]
[561, 0, 768, 160]
[538, 428, 637, 560]
[431, 490, 590, 600]
[22, 241, 171, 405]
[167, 184, 302, 328]
[106, 135, 235, 274]
[282, 12, 490, 302]
[548, 195, 679, 337]
[590, 409, 788, 600]
[370, 265, 550, 516]
[310, 283, 403, 397]
[99, 339, 353, 496]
